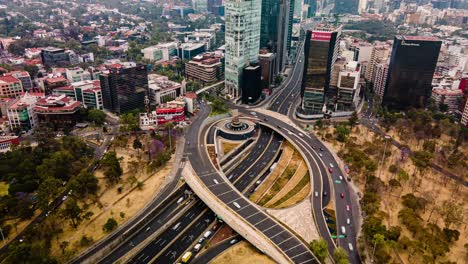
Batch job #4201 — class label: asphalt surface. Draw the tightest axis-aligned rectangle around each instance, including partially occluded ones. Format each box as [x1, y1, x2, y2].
[124, 115, 286, 264]
[231, 39, 361, 263]
[187, 102, 320, 264]
[127, 199, 214, 264]
[192, 235, 241, 264]
[97, 187, 189, 264]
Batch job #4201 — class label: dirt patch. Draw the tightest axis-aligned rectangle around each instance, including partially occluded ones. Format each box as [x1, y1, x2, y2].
[210, 241, 275, 264]
[210, 225, 236, 245]
[221, 141, 240, 156]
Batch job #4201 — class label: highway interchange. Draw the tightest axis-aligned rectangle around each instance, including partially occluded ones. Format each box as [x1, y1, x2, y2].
[69, 36, 361, 264]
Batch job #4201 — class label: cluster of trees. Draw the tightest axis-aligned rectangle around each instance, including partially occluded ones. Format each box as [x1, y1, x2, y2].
[382, 108, 468, 173]
[397, 194, 462, 262]
[309, 239, 350, 264]
[0, 136, 99, 263]
[344, 20, 397, 41]
[153, 63, 185, 83]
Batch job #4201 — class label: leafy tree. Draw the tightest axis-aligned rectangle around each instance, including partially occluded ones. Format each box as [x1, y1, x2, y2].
[68, 171, 99, 197]
[23, 65, 39, 78]
[37, 177, 62, 210]
[348, 111, 359, 127]
[309, 239, 328, 263]
[411, 151, 434, 175]
[61, 198, 83, 228]
[438, 200, 464, 229]
[423, 140, 436, 153]
[388, 164, 398, 174]
[133, 138, 143, 151]
[79, 235, 94, 247]
[120, 113, 139, 132]
[87, 109, 106, 125]
[101, 152, 123, 185]
[402, 193, 428, 213]
[333, 247, 350, 264]
[103, 217, 118, 233]
[275, 75, 283, 85]
[315, 119, 324, 130]
[398, 208, 422, 235]
[439, 103, 449, 112]
[335, 125, 351, 142]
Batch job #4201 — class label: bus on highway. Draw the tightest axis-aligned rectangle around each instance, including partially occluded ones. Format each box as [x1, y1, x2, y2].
[181, 252, 192, 263]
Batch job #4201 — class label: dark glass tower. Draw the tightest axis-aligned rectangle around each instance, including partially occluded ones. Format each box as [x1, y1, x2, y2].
[383, 36, 441, 109]
[242, 63, 262, 104]
[100, 64, 149, 114]
[260, 0, 290, 73]
[301, 26, 341, 114]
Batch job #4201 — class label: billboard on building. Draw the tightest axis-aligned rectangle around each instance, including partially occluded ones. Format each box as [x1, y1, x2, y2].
[311, 31, 332, 42]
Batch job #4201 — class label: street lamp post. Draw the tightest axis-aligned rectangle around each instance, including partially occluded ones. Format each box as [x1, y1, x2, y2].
[378, 135, 391, 179]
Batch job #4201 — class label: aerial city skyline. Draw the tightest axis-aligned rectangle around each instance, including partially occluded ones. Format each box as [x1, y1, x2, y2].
[0, 0, 466, 264]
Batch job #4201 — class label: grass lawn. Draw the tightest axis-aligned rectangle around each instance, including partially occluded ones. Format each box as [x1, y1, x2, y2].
[0, 182, 9, 196]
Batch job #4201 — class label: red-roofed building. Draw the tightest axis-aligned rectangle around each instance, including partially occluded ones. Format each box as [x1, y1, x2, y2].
[0, 136, 19, 153]
[44, 76, 69, 95]
[155, 100, 186, 124]
[5, 71, 33, 91]
[7, 92, 44, 131]
[34, 94, 82, 130]
[0, 75, 23, 98]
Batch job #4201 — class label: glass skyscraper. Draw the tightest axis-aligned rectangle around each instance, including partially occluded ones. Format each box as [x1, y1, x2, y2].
[383, 36, 441, 109]
[300, 26, 341, 115]
[224, 0, 262, 99]
[100, 64, 149, 114]
[260, 0, 290, 73]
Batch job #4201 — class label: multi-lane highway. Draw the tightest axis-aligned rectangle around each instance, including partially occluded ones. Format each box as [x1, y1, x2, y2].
[187, 102, 320, 264]
[231, 39, 361, 263]
[123, 116, 289, 264]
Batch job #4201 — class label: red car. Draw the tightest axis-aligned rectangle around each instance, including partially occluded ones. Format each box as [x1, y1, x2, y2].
[328, 167, 333, 173]
[340, 193, 344, 199]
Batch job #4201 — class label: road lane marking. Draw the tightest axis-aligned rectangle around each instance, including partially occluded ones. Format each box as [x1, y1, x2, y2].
[284, 244, 301, 253]
[277, 236, 293, 246]
[291, 251, 309, 259]
[271, 230, 285, 239]
[245, 211, 261, 220]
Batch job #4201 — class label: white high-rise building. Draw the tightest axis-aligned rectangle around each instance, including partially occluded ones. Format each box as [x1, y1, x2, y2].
[224, 0, 262, 99]
[358, 0, 368, 14]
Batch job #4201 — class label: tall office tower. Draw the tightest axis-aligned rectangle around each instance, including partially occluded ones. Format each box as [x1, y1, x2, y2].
[287, 0, 295, 54]
[260, 0, 290, 73]
[334, 0, 359, 14]
[358, 0, 368, 13]
[300, 25, 342, 114]
[304, 0, 318, 17]
[100, 64, 149, 114]
[383, 36, 441, 109]
[365, 43, 391, 82]
[224, 0, 262, 99]
[193, 0, 208, 12]
[208, 0, 223, 14]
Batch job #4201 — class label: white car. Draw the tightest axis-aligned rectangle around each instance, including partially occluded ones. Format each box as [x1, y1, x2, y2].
[339, 175, 343, 181]
[314, 191, 318, 197]
[319, 153, 323, 157]
[347, 218, 351, 225]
